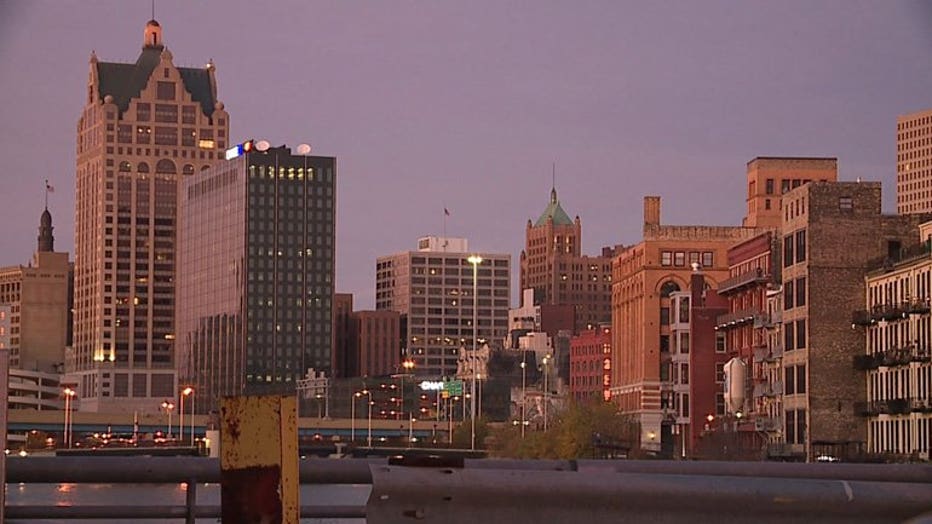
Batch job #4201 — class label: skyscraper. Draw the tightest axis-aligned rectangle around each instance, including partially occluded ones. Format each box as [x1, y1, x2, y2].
[897, 109, 932, 215]
[519, 187, 617, 332]
[376, 237, 511, 377]
[71, 20, 230, 412]
[175, 143, 336, 411]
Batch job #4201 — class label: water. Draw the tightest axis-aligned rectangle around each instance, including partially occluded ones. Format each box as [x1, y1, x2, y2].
[6, 482, 370, 523]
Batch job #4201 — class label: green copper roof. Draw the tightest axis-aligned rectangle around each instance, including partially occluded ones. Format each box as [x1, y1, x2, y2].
[534, 187, 574, 226]
[96, 47, 216, 116]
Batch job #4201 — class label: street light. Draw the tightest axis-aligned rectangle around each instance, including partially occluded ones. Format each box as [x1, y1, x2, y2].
[519, 360, 527, 438]
[467, 254, 483, 451]
[180, 387, 193, 446]
[161, 400, 175, 439]
[542, 354, 551, 431]
[398, 359, 415, 420]
[354, 390, 373, 447]
[62, 387, 76, 448]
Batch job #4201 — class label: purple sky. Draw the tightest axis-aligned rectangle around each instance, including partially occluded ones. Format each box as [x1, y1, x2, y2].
[1, 1, 931, 308]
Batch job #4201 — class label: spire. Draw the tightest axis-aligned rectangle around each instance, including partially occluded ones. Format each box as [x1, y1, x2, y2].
[38, 208, 54, 253]
[143, 19, 163, 49]
[550, 162, 557, 203]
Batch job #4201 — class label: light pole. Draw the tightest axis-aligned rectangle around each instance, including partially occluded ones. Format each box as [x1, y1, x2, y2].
[161, 400, 175, 439]
[408, 414, 416, 447]
[542, 354, 551, 432]
[180, 387, 193, 446]
[520, 360, 527, 438]
[477, 373, 482, 422]
[62, 387, 76, 448]
[351, 392, 358, 442]
[355, 390, 372, 447]
[467, 254, 483, 450]
[400, 359, 415, 420]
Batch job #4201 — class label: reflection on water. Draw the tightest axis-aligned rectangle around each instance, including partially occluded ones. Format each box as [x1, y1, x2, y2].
[8, 483, 370, 523]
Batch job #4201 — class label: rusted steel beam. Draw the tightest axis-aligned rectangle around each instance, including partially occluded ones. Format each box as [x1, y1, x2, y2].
[220, 395, 299, 523]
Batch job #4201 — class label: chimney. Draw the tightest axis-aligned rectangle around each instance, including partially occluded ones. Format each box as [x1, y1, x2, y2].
[690, 263, 705, 306]
[644, 196, 661, 227]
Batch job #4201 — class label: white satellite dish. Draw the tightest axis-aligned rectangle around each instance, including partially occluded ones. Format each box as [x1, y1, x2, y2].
[255, 140, 271, 152]
[296, 143, 312, 155]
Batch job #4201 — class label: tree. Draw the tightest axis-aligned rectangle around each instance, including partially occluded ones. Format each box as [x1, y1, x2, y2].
[488, 399, 639, 459]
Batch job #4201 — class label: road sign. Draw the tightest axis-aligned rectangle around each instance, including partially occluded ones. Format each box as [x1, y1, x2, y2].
[444, 380, 463, 396]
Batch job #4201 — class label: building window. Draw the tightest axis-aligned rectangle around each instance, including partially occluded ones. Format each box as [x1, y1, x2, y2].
[154, 126, 177, 146]
[660, 307, 670, 326]
[660, 334, 670, 353]
[715, 332, 726, 353]
[765, 178, 775, 195]
[795, 229, 806, 263]
[839, 196, 853, 210]
[784, 323, 795, 351]
[716, 393, 725, 416]
[795, 277, 806, 307]
[182, 105, 197, 124]
[785, 366, 796, 394]
[679, 332, 690, 354]
[157, 81, 176, 100]
[689, 252, 700, 266]
[136, 103, 151, 121]
[661, 251, 672, 266]
[154, 104, 178, 123]
[784, 284, 794, 310]
[795, 319, 806, 348]
[796, 364, 806, 394]
[659, 281, 680, 298]
[765, 198, 772, 210]
[678, 297, 690, 324]
[680, 363, 689, 385]
[674, 252, 686, 266]
[702, 252, 713, 268]
[715, 362, 725, 383]
[783, 235, 794, 267]
[781, 180, 791, 194]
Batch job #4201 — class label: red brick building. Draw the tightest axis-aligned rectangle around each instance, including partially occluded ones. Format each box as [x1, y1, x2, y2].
[569, 325, 611, 402]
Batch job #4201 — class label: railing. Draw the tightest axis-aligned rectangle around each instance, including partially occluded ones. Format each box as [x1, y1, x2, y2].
[853, 347, 931, 370]
[857, 300, 932, 326]
[716, 267, 770, 295]
[753, 344, 784, 363]
[753, 380, 782, 398]
[7, 457, 932, 523]
[855, 399, 912, 417]
[715, 308, 763, 330]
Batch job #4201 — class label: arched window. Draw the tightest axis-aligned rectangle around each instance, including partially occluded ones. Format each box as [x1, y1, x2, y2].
[182, 164, 195, 175]
[659, 281, 681, 299]
[200, 165, 210, 171]
[118, 161, 132, 172]
[155, 159, 176, 174]
[137, 162, 150, 173]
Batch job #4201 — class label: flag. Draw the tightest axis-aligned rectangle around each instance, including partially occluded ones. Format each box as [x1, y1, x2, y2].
[444, 207, 450, 216]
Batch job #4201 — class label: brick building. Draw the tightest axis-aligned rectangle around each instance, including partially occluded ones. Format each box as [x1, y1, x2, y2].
[569, 324, 611, 403]
[855, 222, 932, 460]
[611, 196, 759, 453]
[782, 180, 932, 461]
[520, 187, 619, 332]
[742, 157, 837, 228]
[713, 231, 784, 456]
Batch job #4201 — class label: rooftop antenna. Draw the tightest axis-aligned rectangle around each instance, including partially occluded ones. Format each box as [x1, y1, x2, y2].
[152, 0, 155, 20]
[552, 162, 556, 190]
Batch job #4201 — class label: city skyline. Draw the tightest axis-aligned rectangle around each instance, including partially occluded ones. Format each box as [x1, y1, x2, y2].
[1, 1, 931, 308]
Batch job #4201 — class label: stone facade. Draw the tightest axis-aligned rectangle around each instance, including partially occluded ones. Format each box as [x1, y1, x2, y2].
[783, 180, 932, 460]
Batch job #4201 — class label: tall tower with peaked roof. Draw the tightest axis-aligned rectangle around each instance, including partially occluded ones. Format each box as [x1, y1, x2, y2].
[70, 19, 230, 412]
[519, 187, 618, 333]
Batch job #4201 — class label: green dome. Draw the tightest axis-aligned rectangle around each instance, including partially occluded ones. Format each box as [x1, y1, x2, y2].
[534, 187, 573, 226]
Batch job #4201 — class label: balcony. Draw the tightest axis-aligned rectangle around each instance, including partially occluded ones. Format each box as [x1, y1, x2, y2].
[754, 416, 782, 432]
[909, 398, 932, 413]
[854, 399, 911, 417]
[715, 308, 764, 330]
[853, 346, 928, 370]
[717, 267, 771, 295]
[753, 380, 782, 398]
[851, 310, 872, 326]
[753, 343, 784, 363]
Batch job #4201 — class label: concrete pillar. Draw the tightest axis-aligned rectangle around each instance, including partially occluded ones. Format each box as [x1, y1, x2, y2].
[220, 395, 299, 523]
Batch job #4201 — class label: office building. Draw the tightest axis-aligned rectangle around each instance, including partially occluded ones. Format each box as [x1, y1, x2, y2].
[611, 196, 759, 453]
[176, 143, 335, 411]
[0, 208, 71, 374]
[376, 236, 510, 377]
[897, 109, 932, 214]
[569, 324, 611, 403]
[742, 157, 837, 228]
[71, 19, 230, 412]
[520, 187, 619, 332]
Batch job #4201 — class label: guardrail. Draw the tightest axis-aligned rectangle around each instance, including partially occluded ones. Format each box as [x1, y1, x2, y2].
[5, 456, 932, 522]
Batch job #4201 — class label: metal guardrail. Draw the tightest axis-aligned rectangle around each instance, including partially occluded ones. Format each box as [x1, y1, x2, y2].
[5, 457, 932, 522]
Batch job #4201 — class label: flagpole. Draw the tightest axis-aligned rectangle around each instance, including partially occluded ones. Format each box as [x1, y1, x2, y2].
[442, 206, 447, 252]
[44, 179, 49, 209]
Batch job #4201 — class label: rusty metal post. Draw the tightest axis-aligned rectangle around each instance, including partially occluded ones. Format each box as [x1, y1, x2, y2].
[220, 395, 299, 523]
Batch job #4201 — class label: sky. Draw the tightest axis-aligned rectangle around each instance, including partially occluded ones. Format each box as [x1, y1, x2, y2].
[1, 1, 931, 308]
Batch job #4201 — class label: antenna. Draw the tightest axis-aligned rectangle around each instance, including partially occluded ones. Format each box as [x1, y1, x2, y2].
[552, 162, 556, 190]
[152, 0, 155, 20]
